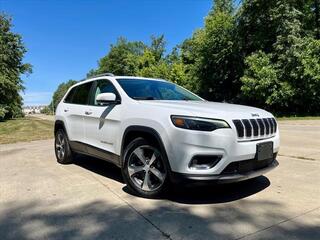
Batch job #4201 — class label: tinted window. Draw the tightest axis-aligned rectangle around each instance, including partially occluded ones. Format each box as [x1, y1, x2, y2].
[70, 82, 93, 105]
[117, 79, 203, 101]
[91, 79, 119, 105]
[64, 88, 76, 103]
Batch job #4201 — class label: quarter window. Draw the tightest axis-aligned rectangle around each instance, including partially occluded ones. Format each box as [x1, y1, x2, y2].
[64, 88, 76, 103]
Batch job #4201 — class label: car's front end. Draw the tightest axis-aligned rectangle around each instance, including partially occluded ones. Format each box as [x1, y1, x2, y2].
[160, 102, 280, 184]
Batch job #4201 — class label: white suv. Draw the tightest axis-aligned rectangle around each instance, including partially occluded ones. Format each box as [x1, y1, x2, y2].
[54, 73, 279, 198]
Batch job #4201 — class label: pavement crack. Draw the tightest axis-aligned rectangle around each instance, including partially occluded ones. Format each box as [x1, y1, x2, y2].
[235, 206, 320, 240]
[88, 172, 173, 240]
[278, 154, 318, 161]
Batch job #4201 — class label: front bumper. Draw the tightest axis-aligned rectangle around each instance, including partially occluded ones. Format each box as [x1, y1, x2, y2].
[170, 159, 279, 184]
[164, 125, 280, 175]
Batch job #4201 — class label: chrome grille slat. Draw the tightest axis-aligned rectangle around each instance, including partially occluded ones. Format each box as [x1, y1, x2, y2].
[242, 119, 252, 137]
[233, 118, 277, 140]
[263, 118, 270, 135]
[249, 119, 259, 136]
[268, 118, 274, 134]
[257, 119, 265, 135]
[272, 118, 277, 132]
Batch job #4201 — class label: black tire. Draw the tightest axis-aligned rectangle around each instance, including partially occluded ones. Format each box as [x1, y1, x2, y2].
[122, 137, 169, 198]
[54, 129, 74, 164]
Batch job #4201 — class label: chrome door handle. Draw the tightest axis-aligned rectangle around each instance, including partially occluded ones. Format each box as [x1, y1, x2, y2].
[85, 111, 92, 115]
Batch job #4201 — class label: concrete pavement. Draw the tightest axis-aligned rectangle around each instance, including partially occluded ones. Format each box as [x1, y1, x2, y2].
[278, 120, 320, 161]
[0, 120, 319, 239]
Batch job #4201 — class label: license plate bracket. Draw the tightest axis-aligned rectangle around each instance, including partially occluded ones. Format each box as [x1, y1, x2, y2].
[256, 142, 273, 161]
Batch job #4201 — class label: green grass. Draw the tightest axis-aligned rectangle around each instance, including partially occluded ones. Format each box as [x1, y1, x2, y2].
[276, 116, 320, 121]
[0, 117, 54, 144]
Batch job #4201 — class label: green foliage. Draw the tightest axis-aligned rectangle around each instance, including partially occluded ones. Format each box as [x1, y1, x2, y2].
[241, 1, 320, 115]
[40, 106, 53, 115]
[94, 37, 146, 76]
[212, 0, 234, 14]
[90, 35, 192, 91]
[50, 0, 320, 116]
[181, 0, 241, 101]
[51, 80, 77, 110]
[0, 14, 31, 120]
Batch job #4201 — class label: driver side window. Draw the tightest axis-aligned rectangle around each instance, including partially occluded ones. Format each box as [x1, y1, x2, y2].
[90, 80, 119, 106]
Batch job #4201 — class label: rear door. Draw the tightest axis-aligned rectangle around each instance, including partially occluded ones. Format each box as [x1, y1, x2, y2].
[83, 79, 122, 160]
[63, 82, 93, 148]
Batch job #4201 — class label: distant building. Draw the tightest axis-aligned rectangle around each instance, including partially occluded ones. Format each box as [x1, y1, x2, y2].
[23, 105, 46, 114]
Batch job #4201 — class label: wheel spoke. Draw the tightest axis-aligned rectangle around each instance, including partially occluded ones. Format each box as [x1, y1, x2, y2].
[150, 168, 165, 183]
[133, 148, 146, 166]
[128, 165, 144, 177]
[58, 150, 62, 159]
[58, 134, 63, 144]
[149, 153, 157, 166]
[142, 171, 151, 191]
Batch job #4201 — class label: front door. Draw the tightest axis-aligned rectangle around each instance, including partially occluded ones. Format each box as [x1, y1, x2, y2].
[83, 79, 122, 161]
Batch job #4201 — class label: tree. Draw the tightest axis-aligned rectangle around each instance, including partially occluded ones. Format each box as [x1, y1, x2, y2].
[93, 37, 146, 76]
[181, 0, 241, 101]
[0, 14, 32, 120]
[150, 35, 166, 62]
[89, 35, 192, 91]
[81, 0, 320, 115]
[241, 1, 320, 115]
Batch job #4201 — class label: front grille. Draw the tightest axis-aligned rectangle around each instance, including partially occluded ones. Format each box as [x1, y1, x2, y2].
[233, 118, 277, 140]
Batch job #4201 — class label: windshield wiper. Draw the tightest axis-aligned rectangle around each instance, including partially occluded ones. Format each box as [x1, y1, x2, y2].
[132, 96, 155, 100]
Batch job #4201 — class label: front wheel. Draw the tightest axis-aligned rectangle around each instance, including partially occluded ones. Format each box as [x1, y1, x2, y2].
[122, 137, 169, 198]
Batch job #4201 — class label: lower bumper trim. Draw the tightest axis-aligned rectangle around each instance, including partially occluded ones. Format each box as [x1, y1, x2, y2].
[171, 159, 279, 184]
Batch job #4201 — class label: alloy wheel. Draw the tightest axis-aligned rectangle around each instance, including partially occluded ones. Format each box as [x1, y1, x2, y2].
[127, 145, 166, 192]
[55, 132, 65, 160]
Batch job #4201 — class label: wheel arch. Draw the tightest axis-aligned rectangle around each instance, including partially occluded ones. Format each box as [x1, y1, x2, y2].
[121, 126, 172, 172]
[54, 120, 68, 137]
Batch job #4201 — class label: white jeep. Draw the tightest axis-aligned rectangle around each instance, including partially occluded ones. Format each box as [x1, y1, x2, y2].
[54, 73, 279, 198]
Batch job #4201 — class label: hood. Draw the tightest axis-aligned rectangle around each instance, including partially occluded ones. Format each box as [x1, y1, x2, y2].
[138, 100, 272, 120]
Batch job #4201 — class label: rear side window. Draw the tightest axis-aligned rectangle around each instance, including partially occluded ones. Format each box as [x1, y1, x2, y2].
[66, 82, 93, 105]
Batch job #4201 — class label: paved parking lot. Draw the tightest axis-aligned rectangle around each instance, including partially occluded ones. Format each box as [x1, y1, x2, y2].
[0, 120, 319, 240]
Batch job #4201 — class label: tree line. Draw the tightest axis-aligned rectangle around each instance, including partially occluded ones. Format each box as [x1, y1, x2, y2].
[2, 0, 320, 119]
[54, 0, 320, 116]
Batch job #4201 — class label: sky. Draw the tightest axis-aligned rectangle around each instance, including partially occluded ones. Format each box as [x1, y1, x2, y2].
[1, 0, 212, 106]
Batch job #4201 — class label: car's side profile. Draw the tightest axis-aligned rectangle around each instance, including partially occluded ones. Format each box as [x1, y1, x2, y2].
[54, 73, 280, 198]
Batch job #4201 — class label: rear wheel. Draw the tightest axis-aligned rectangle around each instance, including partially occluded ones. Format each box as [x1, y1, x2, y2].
[122, 137, 168, 198]
[54, 129, 73, 164]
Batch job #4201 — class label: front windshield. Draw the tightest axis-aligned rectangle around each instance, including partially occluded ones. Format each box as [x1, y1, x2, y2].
[117, 79, 203, 101]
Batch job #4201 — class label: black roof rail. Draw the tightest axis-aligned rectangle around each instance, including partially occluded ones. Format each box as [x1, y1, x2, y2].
[79, 73, 115, 82]
[90, 73, 115, 78]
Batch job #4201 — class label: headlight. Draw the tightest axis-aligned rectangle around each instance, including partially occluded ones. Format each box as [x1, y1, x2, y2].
[171, 115, 230, 131]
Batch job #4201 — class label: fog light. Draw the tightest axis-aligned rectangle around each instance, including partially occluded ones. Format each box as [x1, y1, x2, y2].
[189, 155, 222, 170]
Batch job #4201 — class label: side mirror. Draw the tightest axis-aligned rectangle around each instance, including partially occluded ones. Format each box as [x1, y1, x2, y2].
[96, 93, 120, 105]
